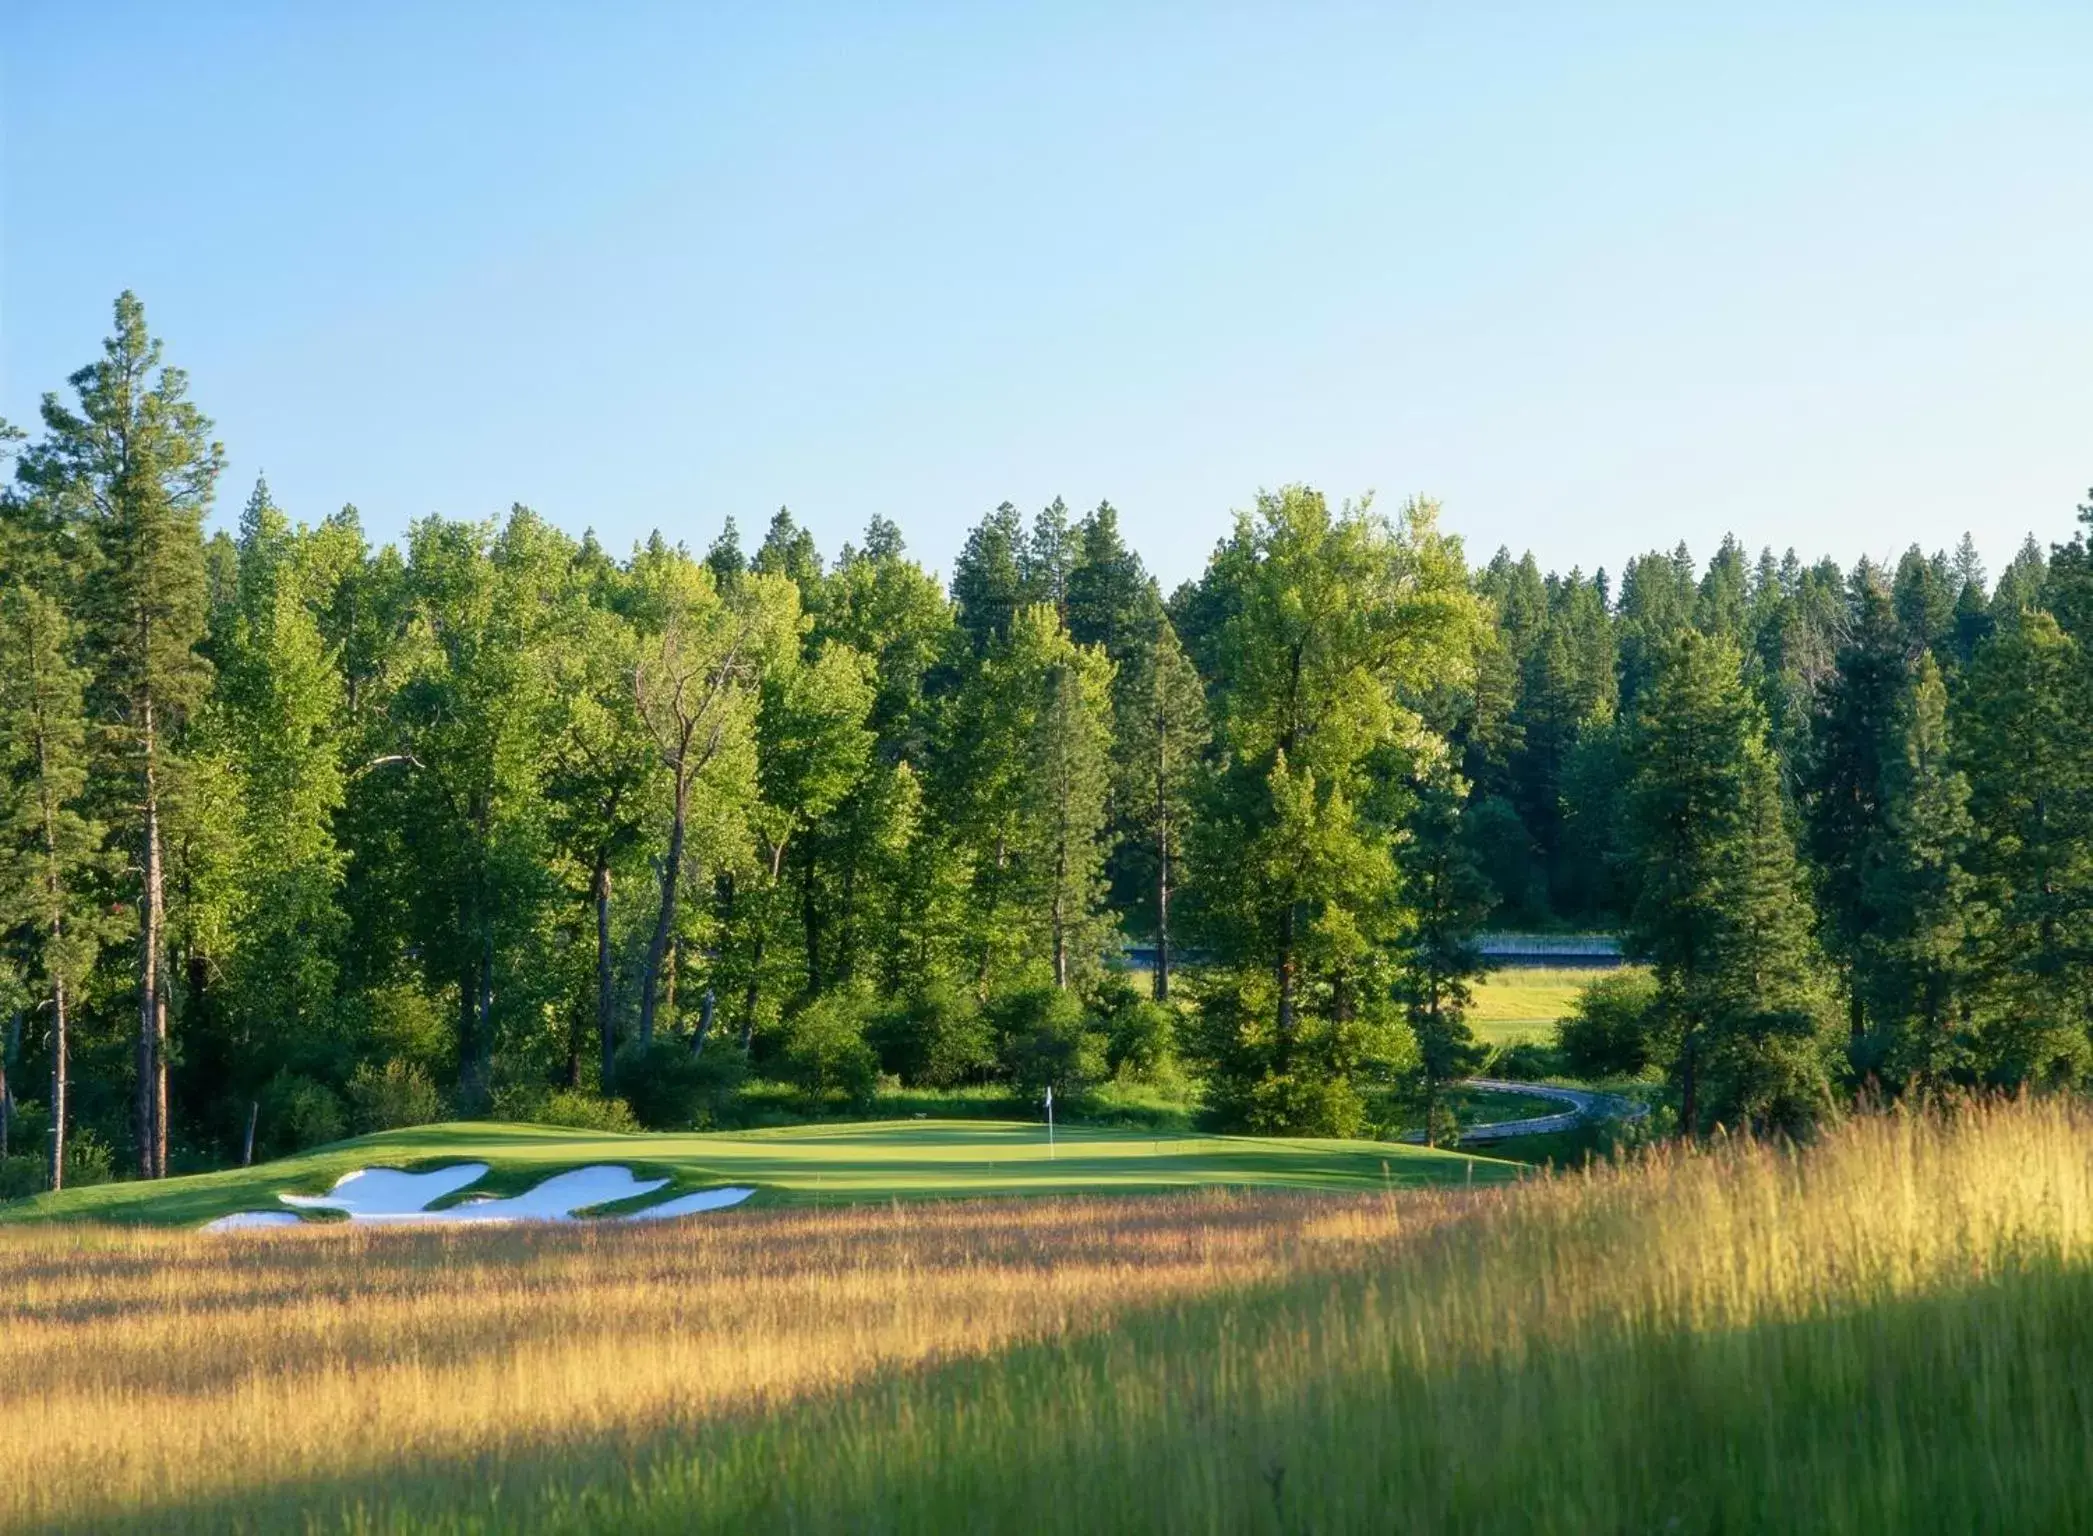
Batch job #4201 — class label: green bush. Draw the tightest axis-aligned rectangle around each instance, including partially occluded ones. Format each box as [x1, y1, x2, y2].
[869, 983, 995, 1087]
[538, 1089, 641, 1132]
[1488, 1040, 1565, 1081]
[62, 1127, 113, 1187]
[1243, 1070, 1365, 1138]
[993, 986, 1106, 1100]
[1557, 971, 1661, 1079]
[1104, 999, 1176, 1079]
[345, 1058, 445, 1132]
[0, 1154, 43, 1200]
[781, 993, 879, 1111]
[614, 1038, 747, 1130]
[258, 1072, 346, 1156]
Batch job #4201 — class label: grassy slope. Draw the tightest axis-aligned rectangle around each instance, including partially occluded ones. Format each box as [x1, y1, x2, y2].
[1470, 965, 1631, 1045]
[0, 1118, 1511, 1227]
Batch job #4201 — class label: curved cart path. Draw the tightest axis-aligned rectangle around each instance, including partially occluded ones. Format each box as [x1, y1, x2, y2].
[1400, 1078, 1649, 1145]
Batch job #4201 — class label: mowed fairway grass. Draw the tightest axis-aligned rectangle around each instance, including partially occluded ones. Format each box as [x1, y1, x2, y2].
[2, 1099, 2090, 1532]
[1469, 965, 1633, 1045]
[0, 1119, 1508, 1229]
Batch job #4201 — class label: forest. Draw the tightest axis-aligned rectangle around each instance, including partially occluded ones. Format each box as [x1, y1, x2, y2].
[2, 293, 2090, 1189]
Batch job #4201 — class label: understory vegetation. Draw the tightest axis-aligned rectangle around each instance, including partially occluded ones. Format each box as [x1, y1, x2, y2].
[2, 295, 2092, 1194]
[1, 1096, 2083, 1532]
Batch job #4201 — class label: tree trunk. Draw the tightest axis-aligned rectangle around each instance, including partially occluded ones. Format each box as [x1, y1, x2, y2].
[741, 929, 766, 1054]
[690, 988, 715, 1057]
[153, 991, 169, 1178]
[0, 1014, 12, 1162]
[471, 925, 494, 1104]
[48, 984, 67, 1192]
[1679, 1028, 1700, 1135]
[1274, 902, 1298, 1065]
[801, 840, 823, 995]
[136, 699, 164, 1179]
[595, 857, 616, 1090]
[1051, 832, 1069, 991]
[241, 1099, 257, 1168]
[1153, 800, 1171, 1004]
[637, 780, 689, 1049]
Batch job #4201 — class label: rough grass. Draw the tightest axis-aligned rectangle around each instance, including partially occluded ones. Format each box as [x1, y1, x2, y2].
[3, 1098, 2087, 1531]
[1470, 965, 1638, 1044]
[0, 1118, 1505, 1229]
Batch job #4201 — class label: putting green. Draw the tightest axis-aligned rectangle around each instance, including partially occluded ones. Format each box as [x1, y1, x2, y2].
[0, 1119, 1517, 1228]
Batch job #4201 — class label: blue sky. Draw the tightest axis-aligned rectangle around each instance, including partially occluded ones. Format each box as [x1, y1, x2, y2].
[5, 3, 2088, 589]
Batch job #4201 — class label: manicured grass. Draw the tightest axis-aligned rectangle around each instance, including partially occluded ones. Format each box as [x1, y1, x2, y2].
[0, 1117, 1509, 1228]
[1470, 965, 1636, 1044]
[5, 1098, 2086, 1531]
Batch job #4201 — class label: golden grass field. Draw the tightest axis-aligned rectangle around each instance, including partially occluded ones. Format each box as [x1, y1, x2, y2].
[5, 1097, 2090, 1532]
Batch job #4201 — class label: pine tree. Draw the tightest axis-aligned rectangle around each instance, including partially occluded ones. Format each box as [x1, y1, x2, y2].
[0, 584, 106, 1189]
[18, 293, 222, 1176]
[949, 504, 1026, 654]
[1956, 609, 2093, 1086]
[1624, 630, 1829, 1133]
[1802, 573, 1907, 1052]
[1114, 611, 1207, 1000]
[1015, 613, 1114, 991]
[1863, 654, 1981, 1087]
[1064, 502, 1150, 664]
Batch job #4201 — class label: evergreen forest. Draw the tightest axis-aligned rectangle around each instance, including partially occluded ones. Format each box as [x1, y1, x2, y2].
[4, 295, 2090, 1188]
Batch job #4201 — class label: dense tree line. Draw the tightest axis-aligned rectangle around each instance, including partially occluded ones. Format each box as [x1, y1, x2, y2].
[0, 297, 2087, 1188]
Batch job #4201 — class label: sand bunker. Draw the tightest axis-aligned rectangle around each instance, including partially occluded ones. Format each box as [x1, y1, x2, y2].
[202, 1164, 755, 1232]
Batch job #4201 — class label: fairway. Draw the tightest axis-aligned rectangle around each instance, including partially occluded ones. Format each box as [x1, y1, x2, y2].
[1470, 965, 1630, 1045]
[0, 1118, 1512, 1229]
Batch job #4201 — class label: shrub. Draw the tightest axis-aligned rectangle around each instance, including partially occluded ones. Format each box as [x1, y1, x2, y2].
[993, 987, 1106, 1101]
[345, 1058, 445, 1132]
[1557, 971, 1660, 1079]
[258, 1072, 346, 1156]
[869, 983, 995, 1087]
[614, 1038, 748, 1130]
[1488, 1040, 1565, 1082]
[1243, 1070, 1365, 1138]
[0, 1154, 42, 1201]
[781, 993, 880, 1111]
[537, 1089, 640, 1133]
[63, 1128, 113, 1187]
[1104, 999, 1176, 1080]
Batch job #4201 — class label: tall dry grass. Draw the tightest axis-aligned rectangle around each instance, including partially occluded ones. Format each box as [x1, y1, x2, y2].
[5, 1098, 2091, 1532]
[0, 1187, 1457, 1531]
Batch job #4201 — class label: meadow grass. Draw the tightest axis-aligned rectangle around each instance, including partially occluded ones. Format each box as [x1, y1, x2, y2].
[1469, 965, 1638, 1044]
[3, 1097, 2087, 1532]
[0, 1118, 1503, 1228]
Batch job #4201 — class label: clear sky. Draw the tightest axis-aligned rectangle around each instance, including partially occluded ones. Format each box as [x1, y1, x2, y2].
[5, 3, 2088, 590]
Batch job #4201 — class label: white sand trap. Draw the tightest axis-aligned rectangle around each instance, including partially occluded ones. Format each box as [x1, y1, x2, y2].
[203, 1162, 757, 1230]
[280, 1162, 492, 1219]
[622, 1186, 757, 1220]
[432, 1165, 670, 1223]
[200, 1210, 304, 1232]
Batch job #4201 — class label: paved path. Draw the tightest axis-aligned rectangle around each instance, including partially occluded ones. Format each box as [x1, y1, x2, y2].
[1399, 1078, 1648, 1145]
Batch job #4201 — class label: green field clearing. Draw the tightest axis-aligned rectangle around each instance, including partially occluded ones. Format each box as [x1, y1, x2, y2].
[1470, 965, 1639, 1044]
[0, 1118, 1515, 1228]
